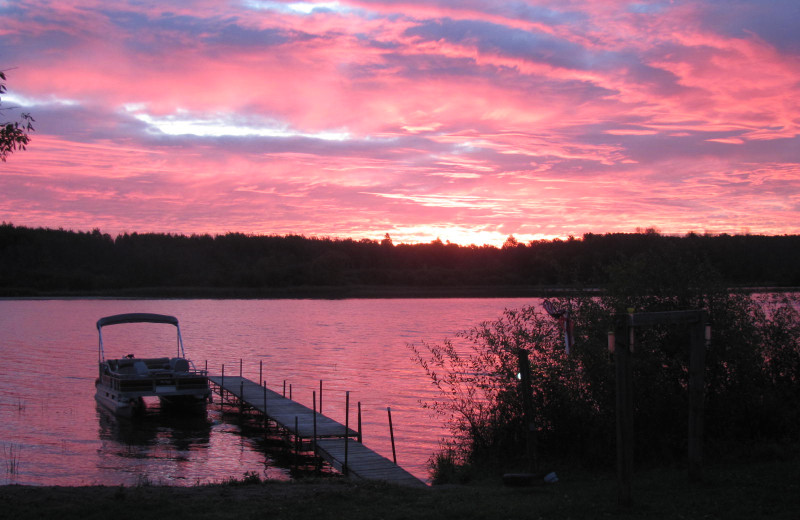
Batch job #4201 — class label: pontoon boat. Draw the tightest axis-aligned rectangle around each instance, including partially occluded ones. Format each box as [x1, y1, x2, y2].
[94, 313, 210, 417]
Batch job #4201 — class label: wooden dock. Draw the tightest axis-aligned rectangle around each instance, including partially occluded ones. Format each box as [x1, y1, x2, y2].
[208, 375, 427, 488]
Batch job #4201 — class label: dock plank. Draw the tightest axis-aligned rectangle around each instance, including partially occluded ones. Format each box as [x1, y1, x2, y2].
[316, 439, 427, 488]
[208, 376, 357, 438]
[208, 375, 427, 488]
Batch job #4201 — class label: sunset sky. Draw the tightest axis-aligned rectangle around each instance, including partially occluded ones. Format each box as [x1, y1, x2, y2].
[2, 0, 799, 246]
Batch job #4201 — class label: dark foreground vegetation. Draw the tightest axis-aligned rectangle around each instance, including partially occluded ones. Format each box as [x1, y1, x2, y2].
[1, 223, 799, 296]
[411, 249, 800, 487]
[2, 457, 799, 520]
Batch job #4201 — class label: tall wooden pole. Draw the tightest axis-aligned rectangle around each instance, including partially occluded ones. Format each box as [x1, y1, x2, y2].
[517, 349, 537, 472]
[688, 312, 707, 482]
[614, 316, 634, 508]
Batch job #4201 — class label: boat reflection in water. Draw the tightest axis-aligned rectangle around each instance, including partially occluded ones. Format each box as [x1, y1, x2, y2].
[97, 399, 212, 449]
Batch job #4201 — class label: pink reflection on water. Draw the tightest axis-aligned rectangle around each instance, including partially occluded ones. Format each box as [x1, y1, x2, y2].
[0, 298, 535, 485]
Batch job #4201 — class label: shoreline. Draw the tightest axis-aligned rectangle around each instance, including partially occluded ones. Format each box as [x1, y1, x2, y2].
[2, 456, 799, 519]
[1, 285, 796, 300]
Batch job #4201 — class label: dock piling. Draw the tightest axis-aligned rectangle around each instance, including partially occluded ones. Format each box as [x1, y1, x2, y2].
[313, 390, 318, 454]
[357, 401, 362, 443]
[344, 391, 350, 475]
[207, 374, 426, 487]
[388, 406, 397, 464]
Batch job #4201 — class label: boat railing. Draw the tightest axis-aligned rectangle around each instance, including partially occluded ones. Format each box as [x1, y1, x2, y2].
[102, 357, 208, 379]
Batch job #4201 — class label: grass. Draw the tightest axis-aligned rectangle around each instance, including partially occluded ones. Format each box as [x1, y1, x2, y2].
[1, 458, 798, 520]
[2, 444, 20, 480]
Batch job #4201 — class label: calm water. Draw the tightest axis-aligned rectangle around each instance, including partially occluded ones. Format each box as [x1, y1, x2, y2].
[0, 298, 536, 486]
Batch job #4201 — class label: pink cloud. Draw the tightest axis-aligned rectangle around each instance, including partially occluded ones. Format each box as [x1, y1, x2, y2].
[1, 0, 798, 245]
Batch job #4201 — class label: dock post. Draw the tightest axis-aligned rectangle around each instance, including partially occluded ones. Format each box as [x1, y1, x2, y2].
[357, 401, 363, 443]
[319, 380, 323, 414]
[344, 391, 350, 475]
[294, 416, 299, 468]
[264, 385, 269, 439]
[313, 390, 318, 455]
[388, 407, 397, 464]
[221, 364, 225, 406]
[283, 380, 286, 397]
[289, 384, 292, 400]
[259, 360, 263, 386]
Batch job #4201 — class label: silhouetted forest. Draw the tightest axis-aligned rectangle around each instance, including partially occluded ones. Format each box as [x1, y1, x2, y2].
[1, 223, 798, 296]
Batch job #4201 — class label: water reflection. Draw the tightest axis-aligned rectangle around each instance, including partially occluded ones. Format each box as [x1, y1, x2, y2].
[97, 401, 212, 449]
[0, 298, 535, 485]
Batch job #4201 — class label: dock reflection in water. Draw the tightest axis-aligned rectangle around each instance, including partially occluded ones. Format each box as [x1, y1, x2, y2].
[95, 400, 291, 486]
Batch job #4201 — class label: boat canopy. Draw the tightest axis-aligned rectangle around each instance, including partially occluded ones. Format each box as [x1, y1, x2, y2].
[96, 313, 185, 363]
[97, 313, 179, 330]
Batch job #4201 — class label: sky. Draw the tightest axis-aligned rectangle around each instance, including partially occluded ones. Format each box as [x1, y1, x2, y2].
[1, 0, 799, 246]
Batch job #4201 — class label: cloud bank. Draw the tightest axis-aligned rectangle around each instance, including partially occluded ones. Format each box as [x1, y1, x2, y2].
[2, 0, 798, 245]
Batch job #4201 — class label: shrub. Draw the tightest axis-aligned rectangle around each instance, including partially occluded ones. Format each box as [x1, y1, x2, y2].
[413, 252, 800, 481]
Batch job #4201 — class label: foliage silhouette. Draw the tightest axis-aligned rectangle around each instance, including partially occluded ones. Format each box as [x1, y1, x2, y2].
[0, 70, 34, 161]
[2, 223, 799, 296]
[411, 250, 800, 482]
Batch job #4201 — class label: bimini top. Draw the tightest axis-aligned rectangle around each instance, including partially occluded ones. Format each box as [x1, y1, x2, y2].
[97, 313, 179, 330]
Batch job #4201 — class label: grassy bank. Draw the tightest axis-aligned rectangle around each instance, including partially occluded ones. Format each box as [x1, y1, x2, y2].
[3, 459, 798, 519]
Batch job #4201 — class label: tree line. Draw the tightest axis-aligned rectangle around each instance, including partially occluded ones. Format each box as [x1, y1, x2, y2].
[1, 223, 799, 296]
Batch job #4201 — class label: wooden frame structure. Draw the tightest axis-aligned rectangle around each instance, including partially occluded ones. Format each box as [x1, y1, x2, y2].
[611, 310, 710, 507]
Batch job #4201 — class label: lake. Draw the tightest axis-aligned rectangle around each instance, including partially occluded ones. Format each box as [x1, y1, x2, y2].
[0, 298, 537, 486]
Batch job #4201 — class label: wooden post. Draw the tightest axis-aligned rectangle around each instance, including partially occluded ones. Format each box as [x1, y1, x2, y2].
[517, 349, 537, 472]
[264, 385, 269, 439]
[294, 416, 299, 468]
[283, 380, 286, 397]
[319, 380, 323, 414]
[614, 316, 634, 508]
[344, 391, 350, 475]
[388, 406, 397, 464]
[259, 360, 263, 386]
[221, 364, 225, 406]
[688, 313, 707, 482]
[239, 358, 242, 378]
[289, 384, 292, 400]
[313, 390, 318, 455]
[357, 401, 363, 443]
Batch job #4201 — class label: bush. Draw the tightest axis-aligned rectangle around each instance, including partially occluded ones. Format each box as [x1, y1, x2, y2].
[412, 252, 800, 481]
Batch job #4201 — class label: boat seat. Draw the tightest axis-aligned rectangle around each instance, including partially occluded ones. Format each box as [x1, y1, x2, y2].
[144, 357, 171, 369]
[117, 365, 137, 375]
[170, 357, 190, 373]
[133, 360, 150, 376]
